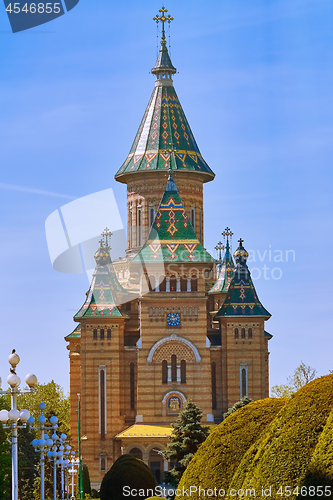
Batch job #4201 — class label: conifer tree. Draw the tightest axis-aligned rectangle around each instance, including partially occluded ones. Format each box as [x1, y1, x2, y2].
[163, 399, 209, 487]
[223, 396, 253, 419]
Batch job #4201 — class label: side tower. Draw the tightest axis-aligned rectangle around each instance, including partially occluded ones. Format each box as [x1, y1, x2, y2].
[115, 8, 215, 257]
[215, 239, 272, 412]
[65, 232, 135, 486]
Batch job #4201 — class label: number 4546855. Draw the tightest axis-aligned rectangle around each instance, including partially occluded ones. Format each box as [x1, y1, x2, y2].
[277, 486, 331, 496]
[6, 3, 61, 14]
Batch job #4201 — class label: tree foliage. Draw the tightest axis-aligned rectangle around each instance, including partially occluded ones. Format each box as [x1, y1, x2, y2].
[271, 361, 317, 398]
[223, 396, 253, 419]
[163, 399, 209, 488]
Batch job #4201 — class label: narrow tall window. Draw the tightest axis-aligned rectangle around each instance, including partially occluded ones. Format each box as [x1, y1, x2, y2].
[241, 328, 246, 339]
[171, 355, 177, 382]
[107, 329, 111, 340]
[170, 276, 177, 292]
[199, 208, 203, 242]
[234, 328, 239, 339]
[240, 365, 248, 398]
[137, 207, 142, 246]
[100, 328, 105, 340]
[149, 205, 155, 227]
[100, 454, 107, 472]
[129, 210, 133, 248]
[191, 277, 198, 292]
[248, 328, 253, 339]
[162, 360, 168, 384]
[211, 362, 217, 410]
[93, 329, 97, 340]
[190, 206, 195, 230]
[99, 367, 106, 439]
[130, 363, 135, 410]
[181, 360, 186, 384]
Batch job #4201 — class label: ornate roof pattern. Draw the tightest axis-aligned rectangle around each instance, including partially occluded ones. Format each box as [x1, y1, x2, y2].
[132, 172, 214, 263]
[115, 78, 214, 180]
[74, 238, 130, 319]
[65, 323, 81, 340]
[215, 239, 271, 318]
[208, 240, 235, 294]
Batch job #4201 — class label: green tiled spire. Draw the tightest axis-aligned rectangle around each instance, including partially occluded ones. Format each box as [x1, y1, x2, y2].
[115, 9, 214, 182]
[209, 239, 235, 294]
[132, 171, 214, 263]
[74, 231, 130, 319]
[215, 239, 271, 318]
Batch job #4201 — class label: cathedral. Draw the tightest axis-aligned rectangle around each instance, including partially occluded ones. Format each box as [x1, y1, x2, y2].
[65, 8, 272, 489]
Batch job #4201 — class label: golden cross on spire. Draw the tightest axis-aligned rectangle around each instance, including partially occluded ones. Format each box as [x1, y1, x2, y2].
[101, 227, 112, 247]
[153, 6, 174, 45]
[222, 227, 233, 243]
[215, 241, 224, 261]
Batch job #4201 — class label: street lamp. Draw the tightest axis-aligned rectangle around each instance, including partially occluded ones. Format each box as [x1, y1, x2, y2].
[47, 431, 71, 500]
[0, 350, 37, 500]
[30, 402, 59, 500]
[68, 453, 79, 500]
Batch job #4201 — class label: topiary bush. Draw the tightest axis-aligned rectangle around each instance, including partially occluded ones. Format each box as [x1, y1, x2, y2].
[178, 398, 286, 499]
[177, 375, 333, 500]
[100, 454, 158, 500]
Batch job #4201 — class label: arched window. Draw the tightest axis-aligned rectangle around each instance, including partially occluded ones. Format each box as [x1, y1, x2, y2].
[171, 354, 177, 382]
[170, 276, 177, 292]
[248, 328, 253, 339]
[107, 329, 111, 340]
[180, 276, 187, 292]
[234, 328, 239, 339]
[129, 447, 143, 460]
[93, 329, 97, 340]
[181, 360, 186, 384]
[159, 277, 166, 292]
[191, 276, 198, 292]
[149, 275, 156, 292]
[130, 363, 135, 410]
[100, 453, 107, 472]
[241, 328, 246, 339]
[211, 362, 217, 410]
[100, 329, 105, 340]
[162, 360, 168, 384]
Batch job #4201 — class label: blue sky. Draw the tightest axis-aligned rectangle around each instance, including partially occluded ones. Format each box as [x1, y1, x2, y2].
[0, 0, 332, 394]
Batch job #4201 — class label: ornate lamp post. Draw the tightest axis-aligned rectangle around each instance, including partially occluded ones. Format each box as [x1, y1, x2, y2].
[47, 432, 71, 500]
[30, 402, 59, 500]
[68, 453, 79, 500]
[0, 350, 38, 500]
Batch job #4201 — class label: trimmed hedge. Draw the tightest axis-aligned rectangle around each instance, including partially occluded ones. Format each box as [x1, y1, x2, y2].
[178, 375, 333, 500]
[100, 454, 158, 500]
[178, 398, 285, 499]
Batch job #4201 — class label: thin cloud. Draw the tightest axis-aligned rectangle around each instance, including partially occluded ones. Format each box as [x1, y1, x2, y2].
[0, 182, 75, 199]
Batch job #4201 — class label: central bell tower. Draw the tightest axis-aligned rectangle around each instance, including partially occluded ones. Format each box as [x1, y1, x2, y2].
[114, 8, 215, 257]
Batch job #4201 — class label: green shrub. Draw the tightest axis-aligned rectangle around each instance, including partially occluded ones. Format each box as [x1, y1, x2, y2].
[100, 454, 158, 500]
[178, 398, 285, 499]
[178, 374, 333, 500]
[240, 375, 333, 498]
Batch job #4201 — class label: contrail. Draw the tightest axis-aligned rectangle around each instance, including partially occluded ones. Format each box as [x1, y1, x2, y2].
[0, 182, 75, 199]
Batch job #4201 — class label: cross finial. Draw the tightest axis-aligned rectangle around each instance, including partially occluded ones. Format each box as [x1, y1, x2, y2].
[215, 241, 224, 261]
[222, 227, 233, 244]
[153, 6, 174, 46]
[238, 237, 244, 246]
[101, 227, 112, 247]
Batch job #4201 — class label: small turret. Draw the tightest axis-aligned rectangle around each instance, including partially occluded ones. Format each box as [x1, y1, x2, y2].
[215, 238, 271, 318]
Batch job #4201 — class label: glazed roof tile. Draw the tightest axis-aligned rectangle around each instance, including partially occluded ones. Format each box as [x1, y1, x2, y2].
[132, 172, 214, 264]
